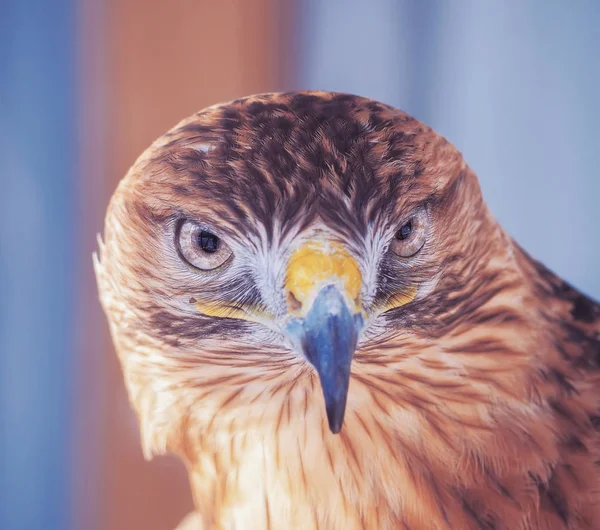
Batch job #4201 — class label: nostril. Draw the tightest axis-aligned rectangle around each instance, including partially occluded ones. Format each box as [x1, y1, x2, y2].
[287, 291, 302, 312]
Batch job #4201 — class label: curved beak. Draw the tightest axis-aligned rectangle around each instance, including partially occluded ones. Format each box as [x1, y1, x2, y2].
[287, 285, 363, 433]
[284, 241, 363, 434]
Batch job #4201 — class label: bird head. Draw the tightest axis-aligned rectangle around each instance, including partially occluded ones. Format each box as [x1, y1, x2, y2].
[96, 91, 514, 457]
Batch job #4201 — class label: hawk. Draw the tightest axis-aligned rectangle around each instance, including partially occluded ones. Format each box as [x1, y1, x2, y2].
[95, 91, 600, 529]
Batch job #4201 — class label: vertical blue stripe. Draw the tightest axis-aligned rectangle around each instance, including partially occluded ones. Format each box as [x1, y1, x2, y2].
[0, 0, 75, 529]
[296, 0, 406, 107]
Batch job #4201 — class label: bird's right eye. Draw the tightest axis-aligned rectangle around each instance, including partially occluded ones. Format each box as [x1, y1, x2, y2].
[176, 220, 233, 271]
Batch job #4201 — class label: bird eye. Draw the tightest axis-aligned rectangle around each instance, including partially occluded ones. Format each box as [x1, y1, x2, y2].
[390, 207, 428, 258]
[176, 220, 233, 271]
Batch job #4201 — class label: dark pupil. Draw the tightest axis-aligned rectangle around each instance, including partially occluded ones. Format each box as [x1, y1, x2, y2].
[397, 221, 413, 240]
[198, 230, 220, 253]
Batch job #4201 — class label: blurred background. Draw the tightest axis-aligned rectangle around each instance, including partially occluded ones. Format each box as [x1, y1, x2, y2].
[1, 1, 599, 529]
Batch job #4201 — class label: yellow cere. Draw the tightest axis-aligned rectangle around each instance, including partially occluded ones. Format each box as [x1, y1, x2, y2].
[285, 240, 362, 316]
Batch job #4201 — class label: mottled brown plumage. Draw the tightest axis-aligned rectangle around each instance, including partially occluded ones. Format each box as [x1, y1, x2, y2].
[95, 91, 600, 529]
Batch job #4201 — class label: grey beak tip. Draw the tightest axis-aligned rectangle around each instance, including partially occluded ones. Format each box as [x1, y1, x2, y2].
[327, 407, 345, 434]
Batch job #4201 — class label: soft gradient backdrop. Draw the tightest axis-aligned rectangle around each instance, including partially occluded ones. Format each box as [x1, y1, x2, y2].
[1, 1, 598, 529]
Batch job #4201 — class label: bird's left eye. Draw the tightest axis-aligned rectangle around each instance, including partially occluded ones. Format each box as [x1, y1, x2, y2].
[390, 207, 429, 258]
[176, 220, 233, 271]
